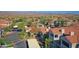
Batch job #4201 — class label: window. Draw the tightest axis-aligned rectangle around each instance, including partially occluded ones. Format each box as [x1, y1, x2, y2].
[62, 40, 69, 47]
[55, 35, 58, 38]
[76, 44, 79, 48]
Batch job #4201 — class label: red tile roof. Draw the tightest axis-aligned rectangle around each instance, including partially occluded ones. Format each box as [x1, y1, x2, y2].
[38, 27, 49, 34]
[0, 20, 9, 24]
[62, 27, 71, 34]
[50, 27, 73, 35]
[66, 35, 78, 44]
[29, 22, 79, 44]
[50, 28, 61, 35]
[0, 20, 10, 28]
[30, 26, 38, 33]
[47, 26, 79, 44]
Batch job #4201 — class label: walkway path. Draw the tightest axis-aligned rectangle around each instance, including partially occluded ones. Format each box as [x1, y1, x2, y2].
[27, 39, 40, 48]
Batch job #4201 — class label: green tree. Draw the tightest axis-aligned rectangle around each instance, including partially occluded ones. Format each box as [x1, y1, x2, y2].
[45, 38, 53, 48]
[57, 19, 66, 27]
[0, 38, 11, 46]
[40, 16, 48, 26]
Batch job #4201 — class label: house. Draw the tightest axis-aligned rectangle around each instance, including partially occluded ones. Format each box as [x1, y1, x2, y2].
[65, 35, 78, 48]
[0, 19, 11, 37]
[49, 27, 77, 48]
[50, 28, 62, 40]
[0, 19, 11, 28]
[50, 36, 72, 48]
[72, 23, 79, 42]
[35, 26, 50, 47]
[37, 23, 44, 28]
[0, 29, 4, 38]
[76, 44, 79, 48]
[35, 24, 79, 48]
[59, 35, 72, 48]
[25, 26, 31, 33]
[60, 26, 78, 48]
[35, 31, 45, 48]
[38, 27, 49, 34]
[48, 27, 71, 48]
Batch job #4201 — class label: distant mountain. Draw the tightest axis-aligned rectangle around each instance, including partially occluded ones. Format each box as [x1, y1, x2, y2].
[33, 11, 79, 14]
[0, 11, 79, 16]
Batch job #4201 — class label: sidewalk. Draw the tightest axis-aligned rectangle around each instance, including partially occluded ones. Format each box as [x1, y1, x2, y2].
[27, 39, 40, 48]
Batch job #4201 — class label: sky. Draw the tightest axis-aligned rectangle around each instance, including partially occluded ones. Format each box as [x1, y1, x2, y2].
[0, 0, 79, 11]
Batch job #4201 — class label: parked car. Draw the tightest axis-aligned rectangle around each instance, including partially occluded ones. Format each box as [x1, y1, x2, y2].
[12, 28, 22, 32]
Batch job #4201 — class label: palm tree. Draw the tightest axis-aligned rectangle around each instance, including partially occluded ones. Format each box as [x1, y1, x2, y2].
[60, 19, 65, 27]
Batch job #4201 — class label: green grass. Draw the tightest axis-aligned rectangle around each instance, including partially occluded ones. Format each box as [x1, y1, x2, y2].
[0, 38, 12, 46]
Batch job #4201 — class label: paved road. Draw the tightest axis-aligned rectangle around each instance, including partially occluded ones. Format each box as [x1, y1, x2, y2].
[6, 32, 28, 48]
[6, 32, 40, 48]
[14, 40, 28, 48]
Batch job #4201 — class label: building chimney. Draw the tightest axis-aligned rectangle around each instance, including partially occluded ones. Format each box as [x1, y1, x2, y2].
[71, 32, 74, 36]
[61, 29, 65, 34]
